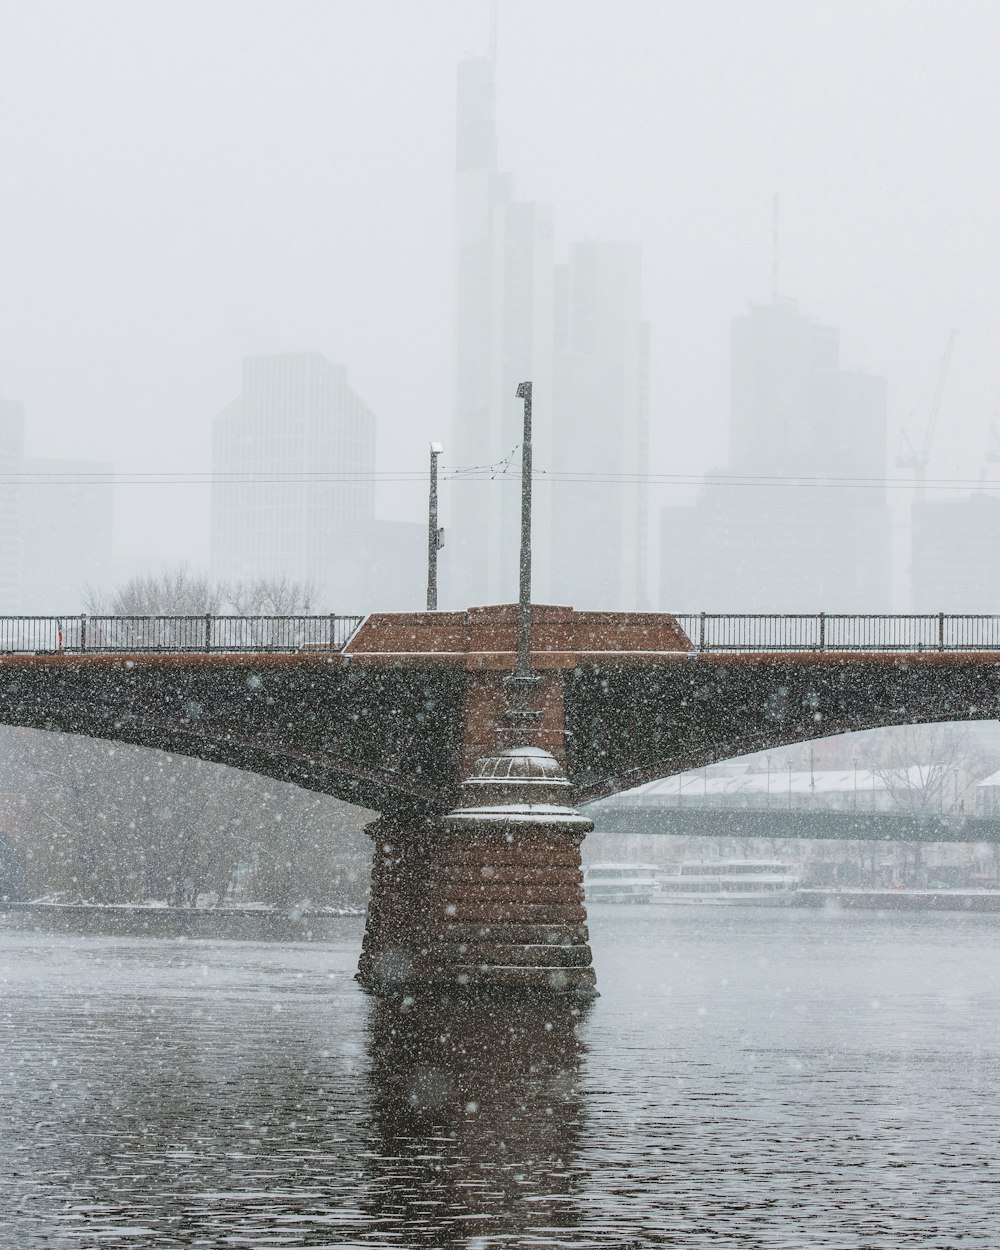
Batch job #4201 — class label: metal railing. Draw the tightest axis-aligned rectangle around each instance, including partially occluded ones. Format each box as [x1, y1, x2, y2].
[0, 614, 364, 654]
[674, 613, 1000, 653]
[4, 611, 1000, 656]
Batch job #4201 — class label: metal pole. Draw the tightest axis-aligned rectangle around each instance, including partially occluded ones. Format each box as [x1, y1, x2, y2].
[426, 442, 444, 611]
[515, 381, 532, 679]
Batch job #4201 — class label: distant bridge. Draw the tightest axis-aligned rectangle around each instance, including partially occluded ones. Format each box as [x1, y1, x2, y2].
[587, 805, 1000, 844]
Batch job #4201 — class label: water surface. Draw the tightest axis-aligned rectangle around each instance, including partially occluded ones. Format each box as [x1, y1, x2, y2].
[2, 906, 999, 1247]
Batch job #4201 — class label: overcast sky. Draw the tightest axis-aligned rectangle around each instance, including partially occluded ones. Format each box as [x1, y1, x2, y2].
[2, 0, 999, 581]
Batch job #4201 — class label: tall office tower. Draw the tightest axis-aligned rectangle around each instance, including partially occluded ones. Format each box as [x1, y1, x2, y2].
[0, 401, 24, 610]
[911, 494, 1000, 612]
[661, 299, 890, 611]
[451, 56, 554, 608]
[211, 353, 376, 607]
[550, 241, 650, 608]
[19, 459, 113, 611]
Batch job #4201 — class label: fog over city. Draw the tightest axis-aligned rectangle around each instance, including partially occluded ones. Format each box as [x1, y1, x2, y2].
[3, 0, 1000, 609]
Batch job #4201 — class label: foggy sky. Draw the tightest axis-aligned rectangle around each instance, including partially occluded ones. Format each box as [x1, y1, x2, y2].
[2, 0, 999, 593]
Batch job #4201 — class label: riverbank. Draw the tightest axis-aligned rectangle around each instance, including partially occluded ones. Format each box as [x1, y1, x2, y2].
[0, 900, 364, 941]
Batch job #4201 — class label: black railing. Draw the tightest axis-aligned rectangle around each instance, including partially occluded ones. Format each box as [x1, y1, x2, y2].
[675, 613, 1000, 653]
[0, 615, 364, 654]
[3, 611, 1000, 655]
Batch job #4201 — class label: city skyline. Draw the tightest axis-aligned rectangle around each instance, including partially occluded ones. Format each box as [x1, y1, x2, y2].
[3, 4, 1000, 611]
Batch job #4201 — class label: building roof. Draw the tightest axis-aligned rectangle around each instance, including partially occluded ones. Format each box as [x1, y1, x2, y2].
[607, 765, 934, 804]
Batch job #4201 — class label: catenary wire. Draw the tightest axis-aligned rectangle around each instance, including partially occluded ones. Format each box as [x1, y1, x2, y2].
[3, 466, 1000, 490]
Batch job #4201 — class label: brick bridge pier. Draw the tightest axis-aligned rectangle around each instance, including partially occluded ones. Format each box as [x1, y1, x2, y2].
[347, 605, 694, 998]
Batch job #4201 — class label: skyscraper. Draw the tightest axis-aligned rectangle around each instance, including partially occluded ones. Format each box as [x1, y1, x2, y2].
[451, 56, 649, 610]
[550, 241, 650, 608]
[452, 55, 554, 608]
[211, 353, 376, 604]
[661, 299, 889, 611]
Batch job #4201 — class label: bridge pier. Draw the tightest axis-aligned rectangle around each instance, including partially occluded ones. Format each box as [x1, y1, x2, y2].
[357, 746, 596, 997]
[346, 603, 693, 998]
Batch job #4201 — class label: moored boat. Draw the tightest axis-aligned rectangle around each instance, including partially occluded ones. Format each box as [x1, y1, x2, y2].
[583, 862, 660, 904]
[657, 860, 801, 905]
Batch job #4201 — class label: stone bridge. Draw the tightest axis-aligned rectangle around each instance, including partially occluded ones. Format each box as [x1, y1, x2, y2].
[3, 603, 1000, 996]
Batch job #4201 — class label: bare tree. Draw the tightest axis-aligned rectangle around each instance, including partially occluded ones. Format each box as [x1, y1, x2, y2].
[224, 575, 315, 615]
[873, 723, 984, 817]
[85, 567, 315, 616]
[85, 565, 223, 615]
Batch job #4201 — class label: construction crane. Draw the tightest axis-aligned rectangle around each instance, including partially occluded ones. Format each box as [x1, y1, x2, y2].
[896, 329, 957, 495]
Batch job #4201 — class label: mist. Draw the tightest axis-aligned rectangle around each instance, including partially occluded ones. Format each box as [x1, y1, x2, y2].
[2, 0, 999, 610]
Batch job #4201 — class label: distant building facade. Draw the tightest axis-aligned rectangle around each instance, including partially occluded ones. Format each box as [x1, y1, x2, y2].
[451, 55, 649, 611]
[910, 493, 1000, 613]
[19, 458, 113, 612]
[0, 400, 24, 611]
[661, 299, 889, 611]
[0, 395, 113, 612]
[211, 353, 422, 611]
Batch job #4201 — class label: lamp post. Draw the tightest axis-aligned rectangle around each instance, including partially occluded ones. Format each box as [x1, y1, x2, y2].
[503, 382, 540, 732]
[426, 442, 444, 611]
[515, 381, 533, 681]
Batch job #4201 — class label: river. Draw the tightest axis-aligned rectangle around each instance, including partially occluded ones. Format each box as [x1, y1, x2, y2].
[2, 905, 999, 1248]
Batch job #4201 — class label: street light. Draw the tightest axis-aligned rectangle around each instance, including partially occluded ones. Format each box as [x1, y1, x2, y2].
[426, 442, 444, 611]
[514, 381, 533, 681]
[503, 382, 540, 732]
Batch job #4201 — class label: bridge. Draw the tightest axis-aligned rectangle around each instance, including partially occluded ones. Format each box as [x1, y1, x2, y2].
[589, 805, 1000, 844]
[2, 606, 1000, 995]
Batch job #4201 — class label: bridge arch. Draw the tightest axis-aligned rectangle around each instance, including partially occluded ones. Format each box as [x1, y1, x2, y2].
[565, 654, 1000, 803]
[0, 655, 465, 815]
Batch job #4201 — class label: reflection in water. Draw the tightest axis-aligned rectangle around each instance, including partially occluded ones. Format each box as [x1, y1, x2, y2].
[6, 915, 1000, 1247]
[364, 993, 590, 1245]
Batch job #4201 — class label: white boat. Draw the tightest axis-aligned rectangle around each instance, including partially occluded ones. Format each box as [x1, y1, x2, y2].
[583, 862, 660, 904]
[657, 860, 801, 905]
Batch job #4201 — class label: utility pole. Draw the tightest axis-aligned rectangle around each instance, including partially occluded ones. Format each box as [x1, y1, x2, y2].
[501, 381, 540, 735]
[515, 381, 532, 679]
[426, 442, 444, 611]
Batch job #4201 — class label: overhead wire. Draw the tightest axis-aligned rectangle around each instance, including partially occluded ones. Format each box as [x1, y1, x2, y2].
[1, 465, 1000, 491]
